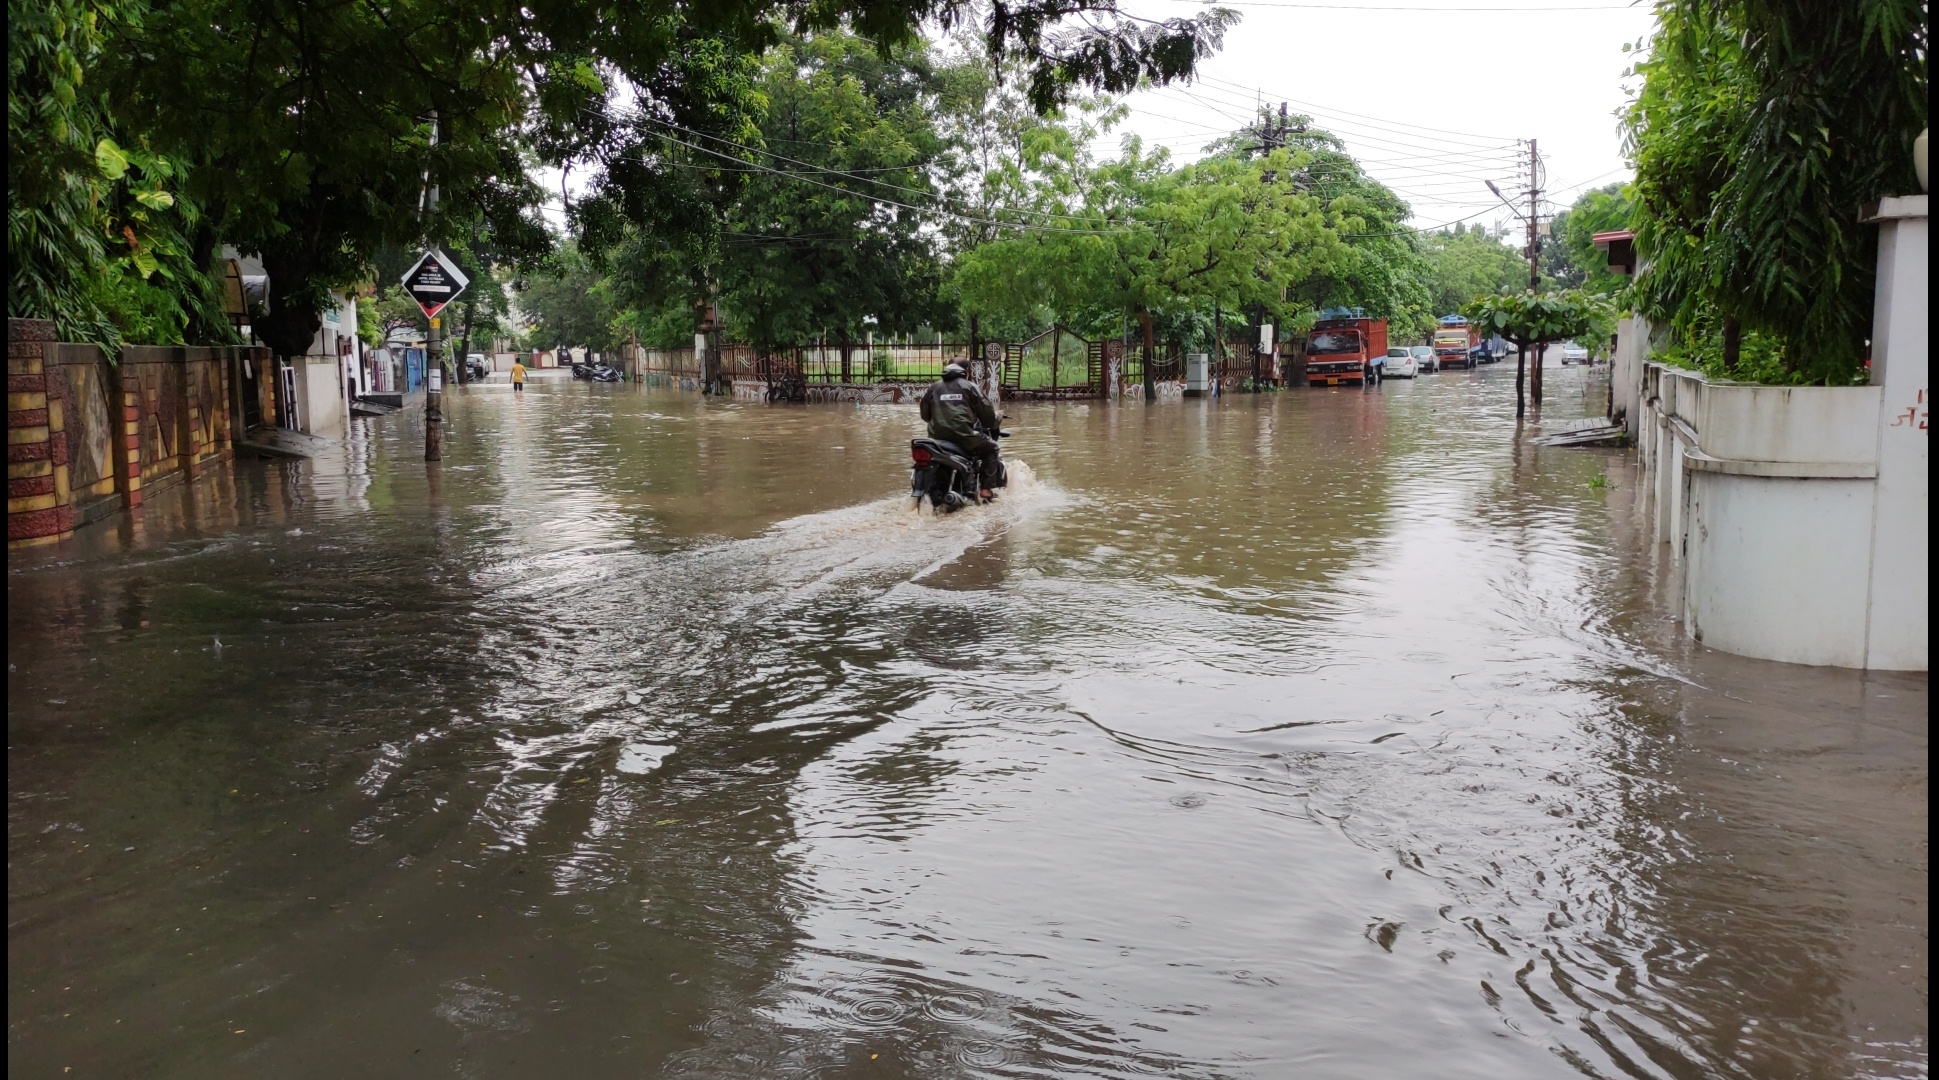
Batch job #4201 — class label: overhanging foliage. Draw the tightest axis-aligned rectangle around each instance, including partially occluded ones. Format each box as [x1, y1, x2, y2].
[1625, 0, 1927, 384]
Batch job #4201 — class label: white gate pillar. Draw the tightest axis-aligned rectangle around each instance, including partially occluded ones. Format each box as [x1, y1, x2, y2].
[1862, 194, 1928, 670]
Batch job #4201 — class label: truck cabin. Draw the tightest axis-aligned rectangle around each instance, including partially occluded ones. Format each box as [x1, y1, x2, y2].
[1306, 329, 1364, 357]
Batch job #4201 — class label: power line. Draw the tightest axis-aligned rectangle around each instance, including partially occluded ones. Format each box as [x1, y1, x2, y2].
[626, 123, 1121, 235]
[628, 110, 1106, 230]
[1196, 75, 1520, 144]
[1139, 0, 1637, 11]
[1152, 86, 1518, 155]
[1181, 79, 1519, 150]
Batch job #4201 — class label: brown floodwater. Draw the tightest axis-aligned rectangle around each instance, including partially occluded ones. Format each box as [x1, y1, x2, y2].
[7, 366, 1926, 1079]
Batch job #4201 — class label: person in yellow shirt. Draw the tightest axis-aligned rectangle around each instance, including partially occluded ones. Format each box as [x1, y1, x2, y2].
[510, 358, 527, 393]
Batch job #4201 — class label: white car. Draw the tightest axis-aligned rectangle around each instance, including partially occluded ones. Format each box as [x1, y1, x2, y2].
[1384, 347, 1417, 378]
[1411, 344, 1437, 373]
[1560, 342, 1590, 365]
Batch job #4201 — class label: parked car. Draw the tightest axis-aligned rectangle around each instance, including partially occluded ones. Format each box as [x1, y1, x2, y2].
[1384, 346, 1418, 378]
[464, 353, 490, 381]
[1411, 344, 1437, 373]
[1560, 341, 1590, 365]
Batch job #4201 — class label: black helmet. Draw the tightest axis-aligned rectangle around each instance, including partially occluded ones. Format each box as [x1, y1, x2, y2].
[943, 362, 967, 379]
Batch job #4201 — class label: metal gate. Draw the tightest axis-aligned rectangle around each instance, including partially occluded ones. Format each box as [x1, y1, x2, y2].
[1000, 326, 1105, 399]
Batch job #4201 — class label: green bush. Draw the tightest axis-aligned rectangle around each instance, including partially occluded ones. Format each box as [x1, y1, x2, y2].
[1651, 319, 1865, 386]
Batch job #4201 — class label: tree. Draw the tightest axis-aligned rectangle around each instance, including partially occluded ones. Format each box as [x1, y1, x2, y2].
[1218, 114, 1433, 342]
[955, 132, 1370, 395]
[366, 286, 426, 349]
[1419, 224, 1525, 322]
[1546, 183, 1633, 294]
[518, 244, 622, 354]
[1625, 0, 1926, 383]
[8, 0, 217, 345]
[56, 0, 1235, 359]
[1465, 290, 1614, 419]
[711, 32, 949, 352]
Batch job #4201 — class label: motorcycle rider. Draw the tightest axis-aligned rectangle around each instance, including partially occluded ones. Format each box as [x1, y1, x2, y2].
[919, 362, 1002, 500]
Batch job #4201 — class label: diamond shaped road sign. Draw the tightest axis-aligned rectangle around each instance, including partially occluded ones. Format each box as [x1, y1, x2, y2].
[401, 249, 471, 319]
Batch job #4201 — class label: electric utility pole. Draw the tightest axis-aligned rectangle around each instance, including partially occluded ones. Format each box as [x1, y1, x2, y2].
[1249, 102, 1290, 390]
[1526, 139, 1545, 405]
[1486, 140, 1544, 419]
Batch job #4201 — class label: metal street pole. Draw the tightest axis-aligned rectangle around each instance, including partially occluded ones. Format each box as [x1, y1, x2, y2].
[424, 110, 443, 461]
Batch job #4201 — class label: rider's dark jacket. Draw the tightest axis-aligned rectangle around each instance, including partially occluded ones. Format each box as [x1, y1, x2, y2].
[919, 375, 1000, 444]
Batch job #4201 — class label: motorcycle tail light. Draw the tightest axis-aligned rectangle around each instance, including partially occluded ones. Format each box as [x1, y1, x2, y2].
[911, 447, 932, 465]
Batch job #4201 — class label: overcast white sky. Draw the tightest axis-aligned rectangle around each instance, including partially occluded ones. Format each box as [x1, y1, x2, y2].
[1111, 0, 1658, 228]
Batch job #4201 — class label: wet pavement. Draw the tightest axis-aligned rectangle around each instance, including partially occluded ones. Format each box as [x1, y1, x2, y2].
[7, 365, 1926, 1079]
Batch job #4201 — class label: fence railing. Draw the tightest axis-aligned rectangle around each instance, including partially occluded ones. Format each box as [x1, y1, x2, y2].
[628, 337, 1292, 394]
[735, 344, 973, 384]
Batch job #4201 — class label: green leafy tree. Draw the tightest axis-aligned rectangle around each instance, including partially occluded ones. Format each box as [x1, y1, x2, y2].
[1542, 184, 1633, 293]
[519, 244, 622, 353]
[1215, 114, 1432, 342]
[1419, 223, 1526, 323]
[1625, 0, 1926, 383]
[1465, 289, 1615, 418]
[366, 286, 427, 349]
[956, 134, 1370, 394]
[715, 33, 949, 351]
[71, 0, 1234, 360]
[8, 0, 217, 344]
[99, 0, 561, 359]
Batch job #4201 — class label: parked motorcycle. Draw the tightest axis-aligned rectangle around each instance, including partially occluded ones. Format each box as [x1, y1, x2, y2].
[909, 429, 1008, 513]
[571, 360, 623, 383]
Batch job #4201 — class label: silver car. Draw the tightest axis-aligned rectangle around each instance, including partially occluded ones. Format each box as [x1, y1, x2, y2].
[1384, 347, 1418, 378]
[1411, 344, 1437, 373]
[1560, 342, 1590, 365]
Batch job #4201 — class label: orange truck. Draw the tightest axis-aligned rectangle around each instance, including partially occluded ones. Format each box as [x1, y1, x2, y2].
[1433, 315, 1481, 370]
[1304, 314, 1389, 386]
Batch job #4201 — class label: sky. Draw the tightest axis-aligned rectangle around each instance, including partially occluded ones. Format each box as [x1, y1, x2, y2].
[1108, 0, 1659, 230]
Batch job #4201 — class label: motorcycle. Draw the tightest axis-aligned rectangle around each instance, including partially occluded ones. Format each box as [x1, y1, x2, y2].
[909, 428, 1008, 513]
[571, 360, 623, 383]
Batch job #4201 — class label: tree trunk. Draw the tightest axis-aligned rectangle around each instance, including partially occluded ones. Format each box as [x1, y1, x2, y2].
[1721, 315, 1741, 375]
[1138, 307, 1156, 402]
[1515, 336, 1528, 420]
[456, 299, 476, 384]
[1214, 303, 1223, 385]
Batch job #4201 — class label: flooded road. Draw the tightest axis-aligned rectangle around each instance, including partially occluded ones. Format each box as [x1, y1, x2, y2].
[8, 367, 1926, 1079]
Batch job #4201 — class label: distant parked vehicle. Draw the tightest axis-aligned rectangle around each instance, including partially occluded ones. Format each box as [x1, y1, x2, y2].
[1560, 342, 1590, 365]
[1384, 347, 1418, 378]
[464, 354, 490, 381]
[1434, 316, 1479, 370]
[1411, 345, 1437, 373]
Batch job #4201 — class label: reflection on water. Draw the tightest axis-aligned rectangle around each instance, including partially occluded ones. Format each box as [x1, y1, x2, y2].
[7, 372, 1926, 1079]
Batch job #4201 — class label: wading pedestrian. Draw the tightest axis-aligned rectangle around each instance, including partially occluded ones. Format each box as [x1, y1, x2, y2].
[511, 357, 527, 394]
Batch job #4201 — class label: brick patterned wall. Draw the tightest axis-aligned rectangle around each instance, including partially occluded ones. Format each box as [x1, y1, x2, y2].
[8, 319, 73, 545]
[8, 321, 259, 548]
